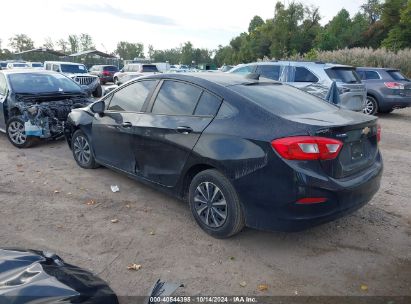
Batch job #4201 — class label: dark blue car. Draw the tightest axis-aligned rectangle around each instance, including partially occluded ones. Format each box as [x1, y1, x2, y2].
[64, 73, 383, 238]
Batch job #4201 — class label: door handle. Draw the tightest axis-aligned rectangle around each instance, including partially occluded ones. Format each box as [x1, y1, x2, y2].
[176, 126, 193, 134]
[121, 122, 132, 128]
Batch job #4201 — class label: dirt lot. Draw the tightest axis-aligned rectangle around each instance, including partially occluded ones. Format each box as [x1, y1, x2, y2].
[0, 108, 410, 298]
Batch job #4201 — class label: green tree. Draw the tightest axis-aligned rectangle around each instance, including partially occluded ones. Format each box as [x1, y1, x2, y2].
[68, 35, 79, 54]
[115, 41, 144, 60]
[316, 9, 352, 50]
[382, 0, 411, 50]
[79, 33, 95, 51]
[148, 44, 154, 59]
[8, 34, 35, 52]
[57, 39, 69, 54]
[248, 15, 264, 32]
[361, 0, 382, 24]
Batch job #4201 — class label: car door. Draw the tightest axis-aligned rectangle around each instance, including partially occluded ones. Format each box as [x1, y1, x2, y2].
[0, 73, 8, 130]
[131, 80, 222, 187]
[91, 80, 157, 173]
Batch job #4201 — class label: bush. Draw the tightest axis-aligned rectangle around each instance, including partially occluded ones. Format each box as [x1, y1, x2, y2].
[289, 47, 411, 77]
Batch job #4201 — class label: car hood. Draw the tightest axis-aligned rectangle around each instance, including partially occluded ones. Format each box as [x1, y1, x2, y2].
[0, 248, 118, 303]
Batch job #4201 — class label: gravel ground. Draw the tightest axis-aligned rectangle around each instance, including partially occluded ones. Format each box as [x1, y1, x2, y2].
[0, 107, 410, 298]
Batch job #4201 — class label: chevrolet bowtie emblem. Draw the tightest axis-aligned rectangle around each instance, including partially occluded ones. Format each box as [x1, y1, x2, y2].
[362, 127, 371, 135]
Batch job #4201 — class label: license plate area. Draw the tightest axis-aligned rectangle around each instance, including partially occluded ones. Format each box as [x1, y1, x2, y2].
[350, 141, 365, 161]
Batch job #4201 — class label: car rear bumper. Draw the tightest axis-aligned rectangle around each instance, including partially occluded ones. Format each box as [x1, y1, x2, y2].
[379, 95, 411, 110]
[237, 153, 383, 232]
[99, 75, 114, 82]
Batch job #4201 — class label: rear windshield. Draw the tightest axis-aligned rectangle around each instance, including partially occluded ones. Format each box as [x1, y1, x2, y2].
[387, 70, 409, 81]
[104, 66, 118, 71]
[60, 64, 88, 74]
[142, 65, 159, 72]
[325, 68, 361, 84]
[230, 83, 337, 116]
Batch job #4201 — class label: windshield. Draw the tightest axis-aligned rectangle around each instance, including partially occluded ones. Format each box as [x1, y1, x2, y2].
[387, 70, 409, 81]
[142, 65, 159, 72]
[13, 63, 29, 68]
[104, 66, 118, 72]
[325, 68, 361, 84]
[9, 73, 82, 94]
[229, 83, 337, 116]
[60, 64, 88, 74]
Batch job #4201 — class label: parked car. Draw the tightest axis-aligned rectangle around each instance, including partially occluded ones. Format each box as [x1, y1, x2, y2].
[0, 70, 91, 148]
[65, 73, 382, 238]
[89, 65, 119, 84]
[113, 63, 159, 85]
[0, 61, 8, 70]
[27, 62, 44, 69]
[356, 67, 411, 115]
[229, 61, 366, 112]
[6, 62, 30, 69]
[44, 61, 102, 97]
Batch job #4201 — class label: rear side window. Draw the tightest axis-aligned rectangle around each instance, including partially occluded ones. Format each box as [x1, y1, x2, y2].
[364, 71, 380, 80]
[255, 65, 280, 80]
[387, 70, 408, 81]
[108, 80, 156, 112]
[325, 68, 361, 84]
[152, 81, 202, 115]
[294, 67, 319, 82]
[194, 91, 222, 116]
[142, 65, 159, 72]
[232, 65, 254, 74]
[230, 83, 336, 116]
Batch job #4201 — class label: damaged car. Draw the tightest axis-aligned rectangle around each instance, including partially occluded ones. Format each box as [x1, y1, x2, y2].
[0, 70, 91, 148]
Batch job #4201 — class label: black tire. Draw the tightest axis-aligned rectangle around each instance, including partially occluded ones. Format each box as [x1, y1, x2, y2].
[6, 116, 35, 148]
[92, 84, 103, 98]
[114, 77, 120, 86]
[71, 130, 99, 169]
[363, 96, 378, 115]
[189, 169, 245, 238]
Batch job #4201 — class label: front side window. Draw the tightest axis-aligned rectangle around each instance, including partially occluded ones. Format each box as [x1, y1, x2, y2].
[108, 80, 156, 112]
[152, 81, 202, 115]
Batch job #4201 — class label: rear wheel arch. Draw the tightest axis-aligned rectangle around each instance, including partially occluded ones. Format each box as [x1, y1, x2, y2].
[180, 164, 216, 201]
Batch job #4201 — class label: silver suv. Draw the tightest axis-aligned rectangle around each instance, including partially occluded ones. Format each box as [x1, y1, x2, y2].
[229, 61, 366, 112]
[44, 61, 102, 97]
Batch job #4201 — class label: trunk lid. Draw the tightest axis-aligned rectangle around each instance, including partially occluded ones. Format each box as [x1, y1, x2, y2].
[284, 110, 379, 179]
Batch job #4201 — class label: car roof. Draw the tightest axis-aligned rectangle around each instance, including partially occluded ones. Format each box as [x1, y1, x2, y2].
[236, 61, 353, 69]
[143, 72, 278, 87]
[1, 69, 60, 75]
[44, 61, 84, 65]
[357, 67, 399, 71]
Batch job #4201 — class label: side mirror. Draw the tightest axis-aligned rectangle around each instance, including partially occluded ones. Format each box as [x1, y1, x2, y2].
[120, 69, 124, 72]
[90, 100, 105, 114]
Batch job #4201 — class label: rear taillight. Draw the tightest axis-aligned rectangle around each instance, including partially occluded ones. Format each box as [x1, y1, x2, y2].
[377, 124, 381, 142]
[102, 71, 111, 76]
[384, 82, 404, 90]
[296, 197, 327, 204]
[271, 136, 343, 160]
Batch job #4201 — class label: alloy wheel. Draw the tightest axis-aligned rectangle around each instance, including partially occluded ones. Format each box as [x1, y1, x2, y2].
[194, 182, 228, 228]
[73, 135, 91, 165]
[363, 97, 376, 115]
[8, 121, 27, 145]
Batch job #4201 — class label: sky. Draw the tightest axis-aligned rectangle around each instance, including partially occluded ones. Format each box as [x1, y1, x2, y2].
[0, 0, 366, 55]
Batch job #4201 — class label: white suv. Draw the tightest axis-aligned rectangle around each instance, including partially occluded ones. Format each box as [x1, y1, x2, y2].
[44, 61, 102, 97]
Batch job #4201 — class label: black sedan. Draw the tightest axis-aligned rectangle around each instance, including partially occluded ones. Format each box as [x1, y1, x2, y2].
[65, 73, 383, 238]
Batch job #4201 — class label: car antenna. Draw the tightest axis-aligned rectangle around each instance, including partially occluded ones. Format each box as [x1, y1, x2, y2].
[245, 73, 260, 80]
